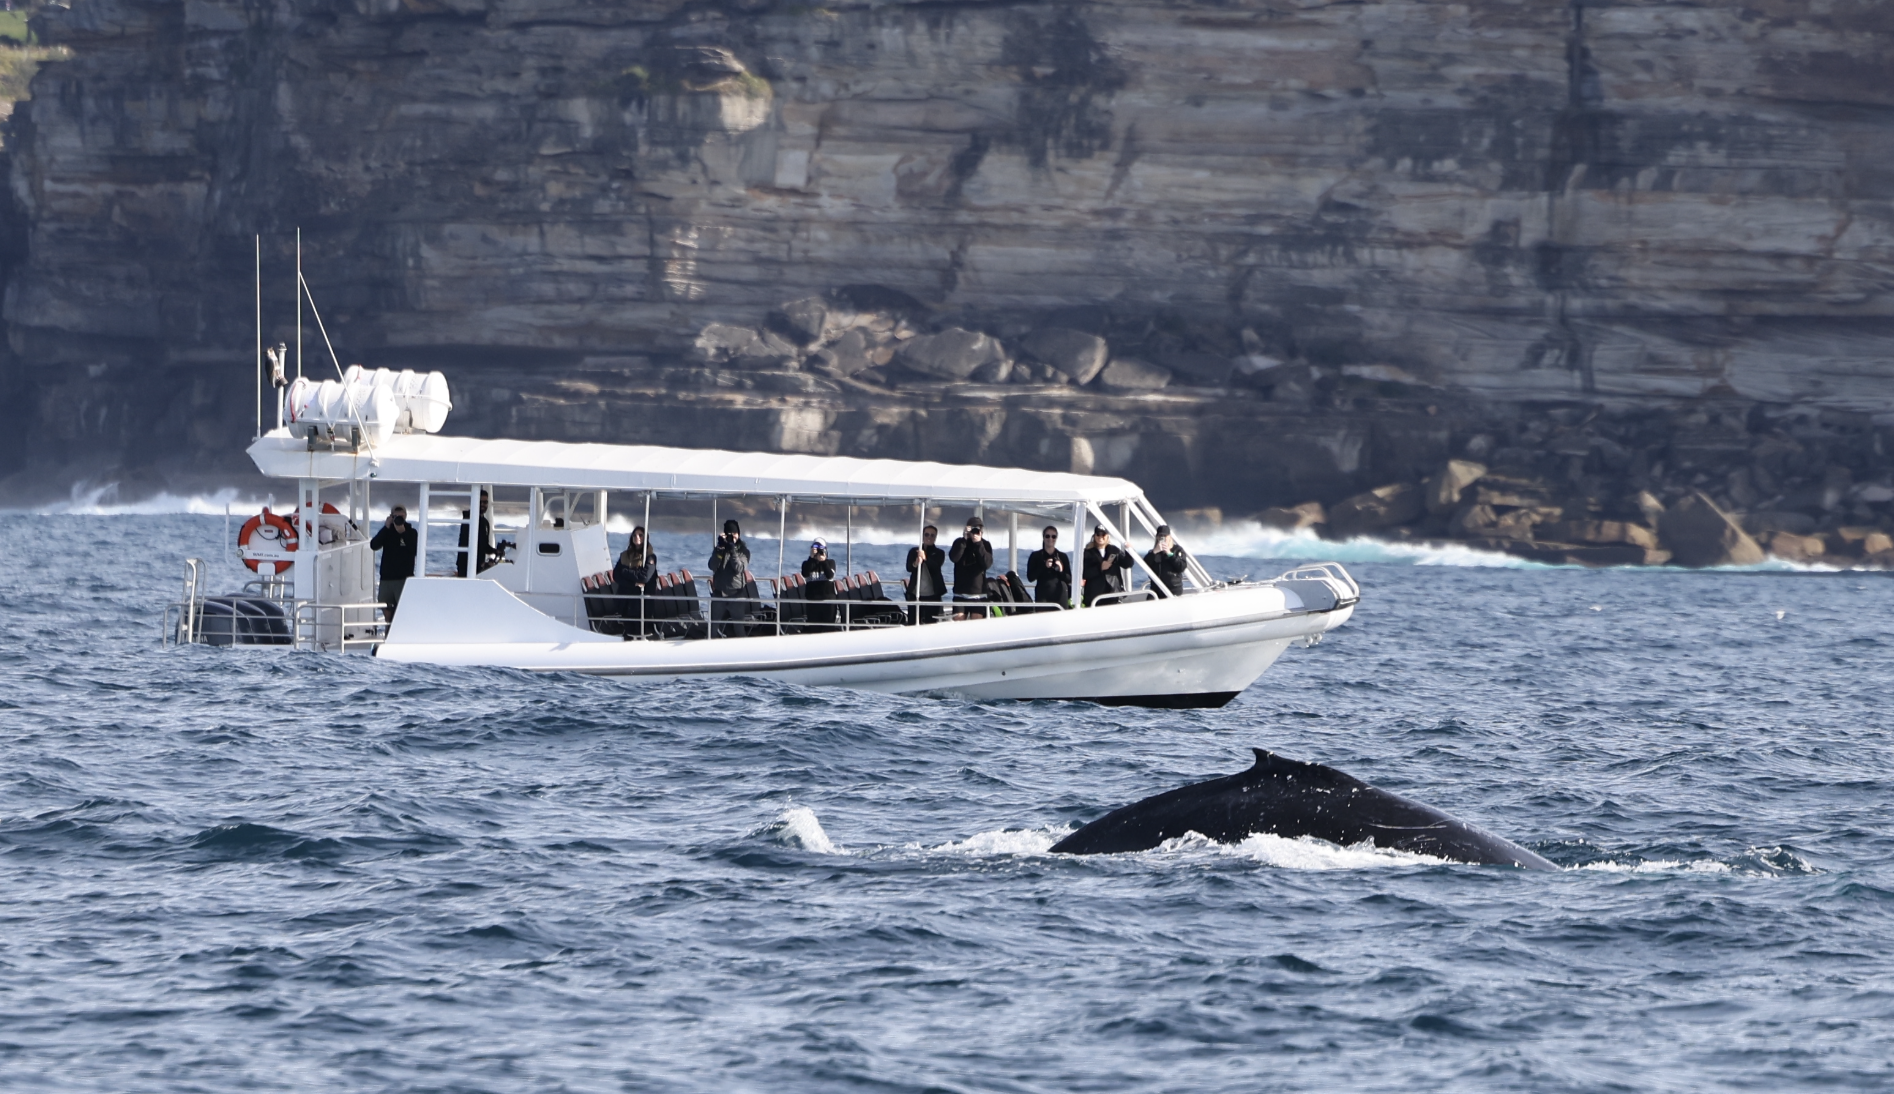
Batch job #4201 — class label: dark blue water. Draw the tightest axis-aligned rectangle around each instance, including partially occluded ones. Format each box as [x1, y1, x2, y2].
[3, 512, 1891, 1092]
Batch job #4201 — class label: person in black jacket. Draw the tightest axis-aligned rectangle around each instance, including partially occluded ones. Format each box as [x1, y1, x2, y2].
[801, 538, 838, 631]
[948, 518, 993, 615]
[1081, 525, 1134, 606]
[614, 525, 660, 634]
[369, 505, 418, 620]
[905, 525, 946, 624]
[708, 519, 752, 637]
[1025, 525, 1072, 609]
[455, 491, 501, 577]
[1143, 525, 1189, 598]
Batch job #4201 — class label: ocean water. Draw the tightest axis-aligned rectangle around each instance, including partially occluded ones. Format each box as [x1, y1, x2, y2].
[2, 510, 1891, 1092]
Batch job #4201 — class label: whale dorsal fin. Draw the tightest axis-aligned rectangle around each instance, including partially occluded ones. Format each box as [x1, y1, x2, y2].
[1245, 747, 1369, 790]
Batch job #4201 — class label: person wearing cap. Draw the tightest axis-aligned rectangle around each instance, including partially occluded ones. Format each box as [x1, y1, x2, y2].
[708, 518, 753, 637]
[1143, 525, 1189, 598]
[948, 517, 994, 611]
[905, 525, 946, 624]
[1026, 525, 1072, 609]
[801, 537, 838, 631]
[1081, 525, 1134, 606]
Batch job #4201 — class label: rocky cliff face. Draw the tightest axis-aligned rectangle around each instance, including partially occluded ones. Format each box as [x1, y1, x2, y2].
[1, 0, 1890, 529]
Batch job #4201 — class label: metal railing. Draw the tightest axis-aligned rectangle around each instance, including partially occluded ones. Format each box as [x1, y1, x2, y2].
[572, 588, 911, 639]
[291, 601, 388, 652]
[1276, 562, 1361, 605]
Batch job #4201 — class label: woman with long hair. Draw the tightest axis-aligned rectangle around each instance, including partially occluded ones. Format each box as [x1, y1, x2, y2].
[614, 525, 660, 635]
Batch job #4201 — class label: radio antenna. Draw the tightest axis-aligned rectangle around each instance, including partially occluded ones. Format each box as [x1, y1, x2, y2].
[295, 227, 303, 381]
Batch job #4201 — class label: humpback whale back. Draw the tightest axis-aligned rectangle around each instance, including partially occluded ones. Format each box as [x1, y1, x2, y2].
[1049, 748, 1556, 870]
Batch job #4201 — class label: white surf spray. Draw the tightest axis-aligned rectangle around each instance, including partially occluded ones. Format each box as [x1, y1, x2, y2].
[1188, 522, 1827, 573]
[1187, 525, 1543, 569]
[22, 484, 257, 516]
[1157, 830, 1454, 870]
[924, 826, 1451, 869]
[771, 806, 839, 854]
[1577, 859, 1733, 875]
[925, 827, 1065, 856]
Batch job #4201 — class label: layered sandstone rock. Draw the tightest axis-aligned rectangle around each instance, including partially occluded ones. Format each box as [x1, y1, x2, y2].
[0, 0, 1890, 513]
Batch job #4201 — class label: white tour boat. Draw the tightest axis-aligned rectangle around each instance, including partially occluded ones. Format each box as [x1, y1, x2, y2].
[169, 366, 1358, 708]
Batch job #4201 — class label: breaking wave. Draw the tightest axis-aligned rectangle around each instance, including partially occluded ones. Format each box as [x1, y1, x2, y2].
[768, 806, 839, 854]
[19, 484, 259, 516]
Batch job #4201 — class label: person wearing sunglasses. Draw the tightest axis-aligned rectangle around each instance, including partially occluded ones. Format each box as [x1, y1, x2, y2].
[1026, 525, 1072, 609]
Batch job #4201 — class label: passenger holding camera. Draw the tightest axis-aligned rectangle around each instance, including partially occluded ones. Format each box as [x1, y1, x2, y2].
[949, 517, 994, 618]
[801, 538, 838, 631]
[1026, 525, 1072, 609]
[708, 519, 752, 637]
[370, 505, 418, 620]
[1143, 525, 1189, 598]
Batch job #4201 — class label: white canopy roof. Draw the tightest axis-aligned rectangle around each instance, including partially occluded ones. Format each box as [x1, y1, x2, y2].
[246, 430, 1145, 506]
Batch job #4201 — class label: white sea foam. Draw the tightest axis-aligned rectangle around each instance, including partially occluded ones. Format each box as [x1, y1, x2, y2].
[22, 483, 258, 516]
[1186, 525, 1543, 568]
[925, 826, 1451, 870]
[1577, 858, 1733, 875]
[926, 827, 1064, 856]
[772, 806, 839, 854]
[1155, 830, 1454, 870]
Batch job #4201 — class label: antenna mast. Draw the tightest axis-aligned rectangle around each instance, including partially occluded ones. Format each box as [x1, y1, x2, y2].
[254, 234, 262, 439]
[295, 227, 303, 380]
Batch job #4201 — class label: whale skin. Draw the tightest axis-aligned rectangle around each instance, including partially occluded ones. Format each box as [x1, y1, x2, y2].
[1050, 748, 1557, 870]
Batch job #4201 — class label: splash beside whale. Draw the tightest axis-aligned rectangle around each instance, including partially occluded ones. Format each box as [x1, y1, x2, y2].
[1050, 749, 1557, 870]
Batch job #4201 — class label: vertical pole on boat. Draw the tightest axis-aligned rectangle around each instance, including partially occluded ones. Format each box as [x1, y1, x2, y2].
[296, 479, 318, 645]
[845, 504, 853, 577]
[1009, 511, 1018, 575]
[362, 479, 372, 612]
[416, 483, 430, 578]
[254, 234, 262, 440]
[294, 228, 303, 380]
[596, 490, 607, 529]
[1072, 500, 1085, 607]
[913, 499, 925, 626]
[708, 497, 717, 639]
[642, 491, 652, 637]
[776, 496, 786, 636]
[525, 487, 540, 594]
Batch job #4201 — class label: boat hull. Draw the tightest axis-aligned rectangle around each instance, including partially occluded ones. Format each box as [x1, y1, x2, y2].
[377, 577, 1350, 705]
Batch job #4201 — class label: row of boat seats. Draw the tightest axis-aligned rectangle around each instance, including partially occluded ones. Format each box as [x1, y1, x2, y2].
[768, 572, 897, 628]
[580, 568, 706, 624]
[768, 571, 888, 602]
[576, 568, 902, 634]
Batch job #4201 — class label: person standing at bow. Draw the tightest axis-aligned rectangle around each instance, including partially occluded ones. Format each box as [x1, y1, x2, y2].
[1143, 525, 1190, 598]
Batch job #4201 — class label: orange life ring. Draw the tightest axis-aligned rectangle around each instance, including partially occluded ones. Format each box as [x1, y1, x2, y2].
[237, 508, 299, 573]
